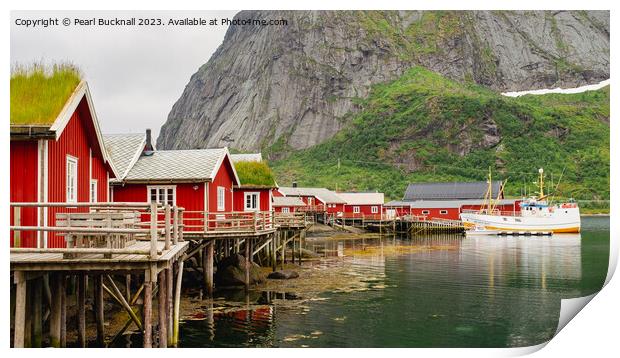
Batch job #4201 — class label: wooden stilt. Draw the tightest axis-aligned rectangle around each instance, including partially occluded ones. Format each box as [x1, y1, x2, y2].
[207, 242, 214, 296]
[95, 274, 105, 347]
[13, 272, 26, 348]
[201, 245, 208, 293]
[78, 273, 87, 347]
[50, 274, 62, 347]
[166, 266, 173, 344]
[158, 270, 168, 348]
[245, 239, 250, 290]
[32, 278, 42, 347]
[172, 260, 184, 347]
[60, 275, 67, 348]
[24, 281, 31, 348]
[272, 233, 277, 272]
[105, 276, 143, 330]
[143, 280, 153, 348]
[126, 274, 131, 302]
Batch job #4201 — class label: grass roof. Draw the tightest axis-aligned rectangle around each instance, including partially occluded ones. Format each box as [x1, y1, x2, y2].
[11, 63, 82, 126]
[234, 161, 276, 187]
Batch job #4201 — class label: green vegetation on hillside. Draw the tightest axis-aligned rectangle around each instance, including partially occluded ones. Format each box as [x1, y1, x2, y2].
[234, 161, 276, 187]
[11, 63, 82, 126]
[270, 67, 609, 201]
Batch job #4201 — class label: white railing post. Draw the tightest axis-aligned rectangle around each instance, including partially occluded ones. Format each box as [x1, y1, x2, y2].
[253, 212, 258, 232]
[150, 202, 158, 258]
[13, 206, 21, 248]
[164, 205, 171, 250]
[178, 209, 184, 242]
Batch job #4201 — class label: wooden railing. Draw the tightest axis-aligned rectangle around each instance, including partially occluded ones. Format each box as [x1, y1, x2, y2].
[461, 209, 520, 217]
[296, 204, 326, 212]
[339, 212, 385, 220]
[274, 212, 308, 227]
[10, 202, 183, 259]
[181, 210, 274, 233]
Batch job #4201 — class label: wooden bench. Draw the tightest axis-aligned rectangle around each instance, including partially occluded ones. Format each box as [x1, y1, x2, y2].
[56, 211, 142, 258]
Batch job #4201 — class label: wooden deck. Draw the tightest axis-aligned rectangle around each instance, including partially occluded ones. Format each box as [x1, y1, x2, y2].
[11, 241, 189, 271]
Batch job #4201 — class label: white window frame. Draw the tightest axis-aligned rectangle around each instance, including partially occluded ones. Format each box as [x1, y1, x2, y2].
[90, 179, 98, 203]
[422, 210, 430, 215]
[282, 207, 290, 214]
[440, 210, 448, 215]
[244, 192, 260, 212]
[353, 206, 360, 214]
[217, 186, 226, 211]
[66, 155, 78, 203]
[371, 206, 378, 214]
[147, 185, 176, 206]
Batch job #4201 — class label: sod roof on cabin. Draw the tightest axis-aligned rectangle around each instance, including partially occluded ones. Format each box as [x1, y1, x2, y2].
[10, 64, 82, 126]
[233, 161, 276, 187]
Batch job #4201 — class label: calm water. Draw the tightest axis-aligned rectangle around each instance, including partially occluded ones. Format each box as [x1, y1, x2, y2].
[177, 216, 609, 348]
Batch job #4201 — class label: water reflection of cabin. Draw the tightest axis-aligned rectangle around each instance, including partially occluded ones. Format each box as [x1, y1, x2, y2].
[384, 181, 520, 221]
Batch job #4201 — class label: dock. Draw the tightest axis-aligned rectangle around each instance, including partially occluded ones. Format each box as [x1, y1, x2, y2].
[10, 202, 312, 348]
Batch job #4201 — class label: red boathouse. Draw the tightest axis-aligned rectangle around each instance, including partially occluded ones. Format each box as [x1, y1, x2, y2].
[106, 131, 240, 231]
[10, 80, 119, 248]
[230, 153, 275, 213]
[338, 192, 385, 218]
[277, 186, 346, 214]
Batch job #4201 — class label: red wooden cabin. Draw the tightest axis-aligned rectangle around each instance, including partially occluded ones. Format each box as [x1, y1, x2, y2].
[106, 131, 240, 232]
[10, 81, 119, 248]
[273, 196, 306, 213]
[230, 154, 274, 213]
[277, 187, 346, 214]
[338, 192, 384, 218]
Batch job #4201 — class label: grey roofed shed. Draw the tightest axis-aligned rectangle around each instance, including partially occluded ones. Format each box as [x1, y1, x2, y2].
[403, 181, 503, 201]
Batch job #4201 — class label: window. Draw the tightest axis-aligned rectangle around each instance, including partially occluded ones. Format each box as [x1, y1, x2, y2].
[440, 210, 448, 215]
[90, 180, 98, 203]
[371, 206, 378, 214]
[282, 207, 290, 214]
[244, 192, 260, 211]
[353, 206, 360, 213]
[422, 210, 430, 215]
[217, 186, 225, 211]
[148, 186, 175, 206]
[66, 156, 78, 203]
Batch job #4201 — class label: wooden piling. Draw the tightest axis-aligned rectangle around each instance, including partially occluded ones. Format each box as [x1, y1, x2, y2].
[77, 272, 87, 347]
[32, 278, 42, 347]
[207, 242, 214, 296]
[13, 272, 26, 348]
[143, 280, 153, 348]
[49, 273, 61, 347]
[94, 274, 105, 347]
[172, 260, 184, 347]
[158, 270, 168, 348]
[60, 275, 67, 347]
[272, 232, 277, 272]
[245, 239, 250, 290]
[166, 266, 173, 344]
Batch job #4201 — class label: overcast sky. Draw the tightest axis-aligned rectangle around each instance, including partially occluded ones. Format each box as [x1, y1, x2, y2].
[11, 10, 238, 139]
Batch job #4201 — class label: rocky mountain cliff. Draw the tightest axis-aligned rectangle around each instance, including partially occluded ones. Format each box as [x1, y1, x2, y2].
[157, 10, 609, 152]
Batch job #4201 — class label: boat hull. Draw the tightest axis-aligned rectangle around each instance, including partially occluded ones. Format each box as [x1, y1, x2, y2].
[460, 211, 581, 233]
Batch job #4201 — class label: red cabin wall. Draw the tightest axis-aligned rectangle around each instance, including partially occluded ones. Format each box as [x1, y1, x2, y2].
[325, 203, 344, 214]
[90, 151, 109, 202]
[233, 188, 272, 212]
[208, 158, 235, 212]
[10, 140, 39, 247]
[343, 204, 383, 215]
[411, 208, 461, 220]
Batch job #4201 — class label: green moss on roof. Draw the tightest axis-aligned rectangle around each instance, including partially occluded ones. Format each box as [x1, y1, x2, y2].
[234, 161, 276, 187]
[11, 63, 82, 126]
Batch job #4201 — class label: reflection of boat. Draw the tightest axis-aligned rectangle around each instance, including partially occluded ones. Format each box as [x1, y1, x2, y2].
[465, 227, 501, 236]
[460, 168, 581, 234]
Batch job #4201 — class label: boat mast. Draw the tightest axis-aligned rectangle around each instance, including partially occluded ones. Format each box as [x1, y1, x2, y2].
[538, 168, 544, 200]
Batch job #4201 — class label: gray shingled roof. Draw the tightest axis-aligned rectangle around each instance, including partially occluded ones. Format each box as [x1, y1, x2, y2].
[230, 153, 262, 162]
[403, 181, 503, 201]
[273, 196, 306, 207]
[278, 187, 346, 204]
[104, 133, 146, 180]
[124, 148, 230, 182]
[337, 192, 384, 205]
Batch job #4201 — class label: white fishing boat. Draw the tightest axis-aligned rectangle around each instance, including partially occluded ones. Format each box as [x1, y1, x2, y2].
[460, 168, 581, 234]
